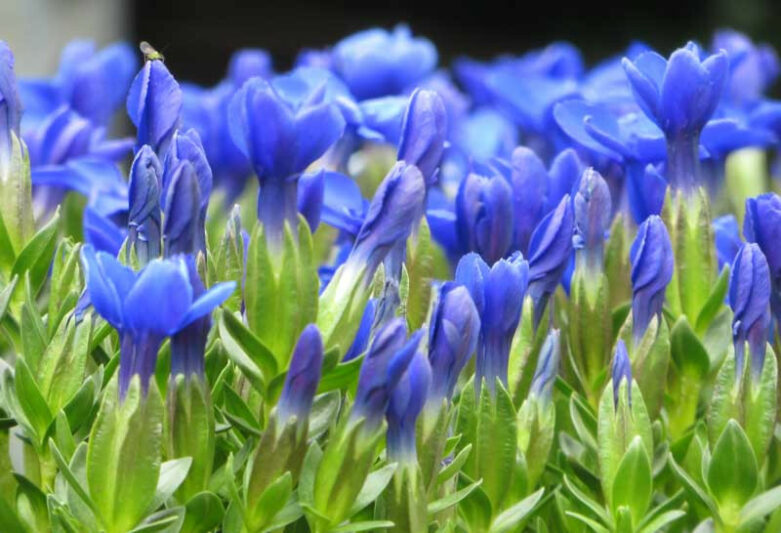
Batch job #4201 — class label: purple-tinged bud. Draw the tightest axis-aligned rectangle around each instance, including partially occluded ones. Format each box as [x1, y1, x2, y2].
[163, 129, 212, 212]
[397, 88, 447, 185]
[427, 282, 481, 403]
[352, 318, 422, 432]
[612, 340, 632, 407]
[386, 350, 431, 462]
[528, 195, 574, 328]
[529, 329, 560, 402]
[630, 215, 674, 340]
[455, 171, 514, 265]
[128, 145, 162, 263]
[163, 161, 201, 257]
[573, 168, 611, 269]
[127, 57, 182, 156]
[729, 243, 771, 380]
[277, 324, 324, 424]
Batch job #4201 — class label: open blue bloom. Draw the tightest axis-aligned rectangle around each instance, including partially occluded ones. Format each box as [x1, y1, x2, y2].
[386, 350, 431, 462]
[355, 96, 409, 144]
[630, 215, 674, 340]
[228, 77, 345, 239]
[527, 195, 574, 328]
[451, 108, 517, 164]
[456, 252, 529, 395]
[228, 48, 273, 86]
[713, 214, 742, 271]
[277, 324, 323, 425]
[163, 160, 202, 257]
[713, 29, 779, 108]
[19, 40, 137, 128]
[0, 41, 21, 176]
[612, 340, 632, 407]
[320, 170, 368, 238]
[622, 43, 728, 191]
[729, 243, 771, 380]
[83, 207, 125, 256]
[297, 169, 325, 231]
[529, 329, 560, 402]
[455, 170, 514, 265]
[573, 168, 611, 270]
[80, 245, 235, 398]
[128, 146, 163, 263]
[169, 256, 212, 380]
[347, 162, 425, 279]
[427, 282, 481, 403]
[127, 58, 182, 156]
[332, 25, 437, 100]
[744, 193, 781, 325]
[396, 88, 447, 185]
[351, 318, 422, 431]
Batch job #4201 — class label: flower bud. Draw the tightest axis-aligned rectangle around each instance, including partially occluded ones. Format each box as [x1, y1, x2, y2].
[277, 324, 324, 424]
[630, 215, 673, 340]
[397, 88, 447, 184]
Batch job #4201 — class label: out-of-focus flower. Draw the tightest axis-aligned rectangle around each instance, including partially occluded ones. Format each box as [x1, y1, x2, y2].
[713, 214, 742, 271]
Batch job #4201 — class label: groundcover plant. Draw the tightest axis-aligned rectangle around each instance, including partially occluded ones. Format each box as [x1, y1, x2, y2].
[1, 24, 781, 533]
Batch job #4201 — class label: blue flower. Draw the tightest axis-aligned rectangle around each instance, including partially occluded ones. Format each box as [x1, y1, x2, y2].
[712, 29, 779, 108]
[626, 163, 668, 225]
[527, 195, 575, 328]
[455, 170, 514, 265]
[163, 161, 201, 257]
[0, 41, 21, 173]
[744, 193, 781, 324]
[611, 339, 632, 407]
[169, 256, 212, 380]
[500, 146, 548, 255]
[713, 214, 742, 271]
[355, 96, 409, 144]
[386, 350, 431, 462]
[80, 245, 235, 398]
[427, 282, 481, 403]
[397, 88, 447, 185]
[128, 146, 163, 263]
[127, 58, 182, 156]
[451, 108, 517, 164]
[277, 324, 323, 425]
[228, 77, 345, 238]
[455, 252, 529, 395]
[297, 170, 325, 232]
[332, 25, 437, 100]
[352, 318, 422, 431]
[320, 170, 368, 238]
[529, 329, 561, 402]
[573, 168, 611, 268]
[729, 243, 771, 379]
[83, 207, 125, 256]
[622, 43, 728, 190]
[630, 215, 674, 340]
[343, 299, 377, 362]
[348, 162, 426, 278]
[228, 48, 273, 86]
[19, 40, 137, 128]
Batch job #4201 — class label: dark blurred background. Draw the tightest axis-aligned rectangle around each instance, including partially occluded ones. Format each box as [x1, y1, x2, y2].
[3, 0, 781, 83]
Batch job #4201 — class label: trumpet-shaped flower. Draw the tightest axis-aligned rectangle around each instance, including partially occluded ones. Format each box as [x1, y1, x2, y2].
[80, 245, 235, 398]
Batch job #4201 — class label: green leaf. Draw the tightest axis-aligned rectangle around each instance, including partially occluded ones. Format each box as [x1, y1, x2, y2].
[610, 437, 652, 526]
[129, 507, 185, 533]
[14, 358, 53, 442]
[147, 458, 193, 513]
[0, 207, 16, 275]
[436, 444, 472, 485]
[0, 275, 17, 324]
[476, 380, 517, 510]
[670, 316, 710, 379]
[564, 512, 611, 533]
[308, 391, 341, 440]
[347, 462, 397, 517]
[219, 310, 277, 386]
[181, 492, 224, 533]
[427, 478, 482, 515]
[11, 209, 60, 298]
[489, 488, 544, 533]
[707, 420, 758, 511]
[248, 471, 292, 530]
[695, 266, 729, 335]
[637, 510, 686, 533]
[330, 520, 395, 532]
[739, 485, 781, 526]
[667, 453, 719, 518]
[317, 353, 363, 393]
[562, 475, 611, 526]
[49, 441, 98, 519]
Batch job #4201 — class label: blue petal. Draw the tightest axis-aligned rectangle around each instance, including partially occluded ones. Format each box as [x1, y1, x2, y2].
[179, 281, 237, 329]
[123, 258, 192, 335]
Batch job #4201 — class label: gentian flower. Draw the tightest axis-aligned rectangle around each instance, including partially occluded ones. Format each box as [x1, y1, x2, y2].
[19, 40, 137, 128]
[127, 55, 182, 156]
[163, 160, 201, 257]
[622, 42, 728, 191]
[427, 282, 481, 404]
[713, 214, 742, 271]
[331, 25, 437, 100]
[498, 146, 547, 255]
[455, 252, 529, 395]
[396, 88, 447, 184]
[228, 48, 273, 86]
[450, 108, 517, 164]
[169, 256, 213, 380]
[529, 329, 561, 402]
[712, 29, 779, 108]
[343, 299, 377, 362]
[127, 145, 163, 263]
[297, 170, 325, 231]
[630, 215, 674, 340]
[351, 318, 422, 432]
[0, 41, 22, 178]
[386, 350, 431, 462]
[728, 243, 771, 380]
[228, 77, 345, 242]
[80, 245, 235, 399]
[573, 168, 611, 271]
[527, 195, 574, 328]
[276, 324, 323, 425]
[455, 170, 514, 264]
[84, 206, 125, 256]
[612, 340, 632, 407]
[744, 193, 781, 324]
